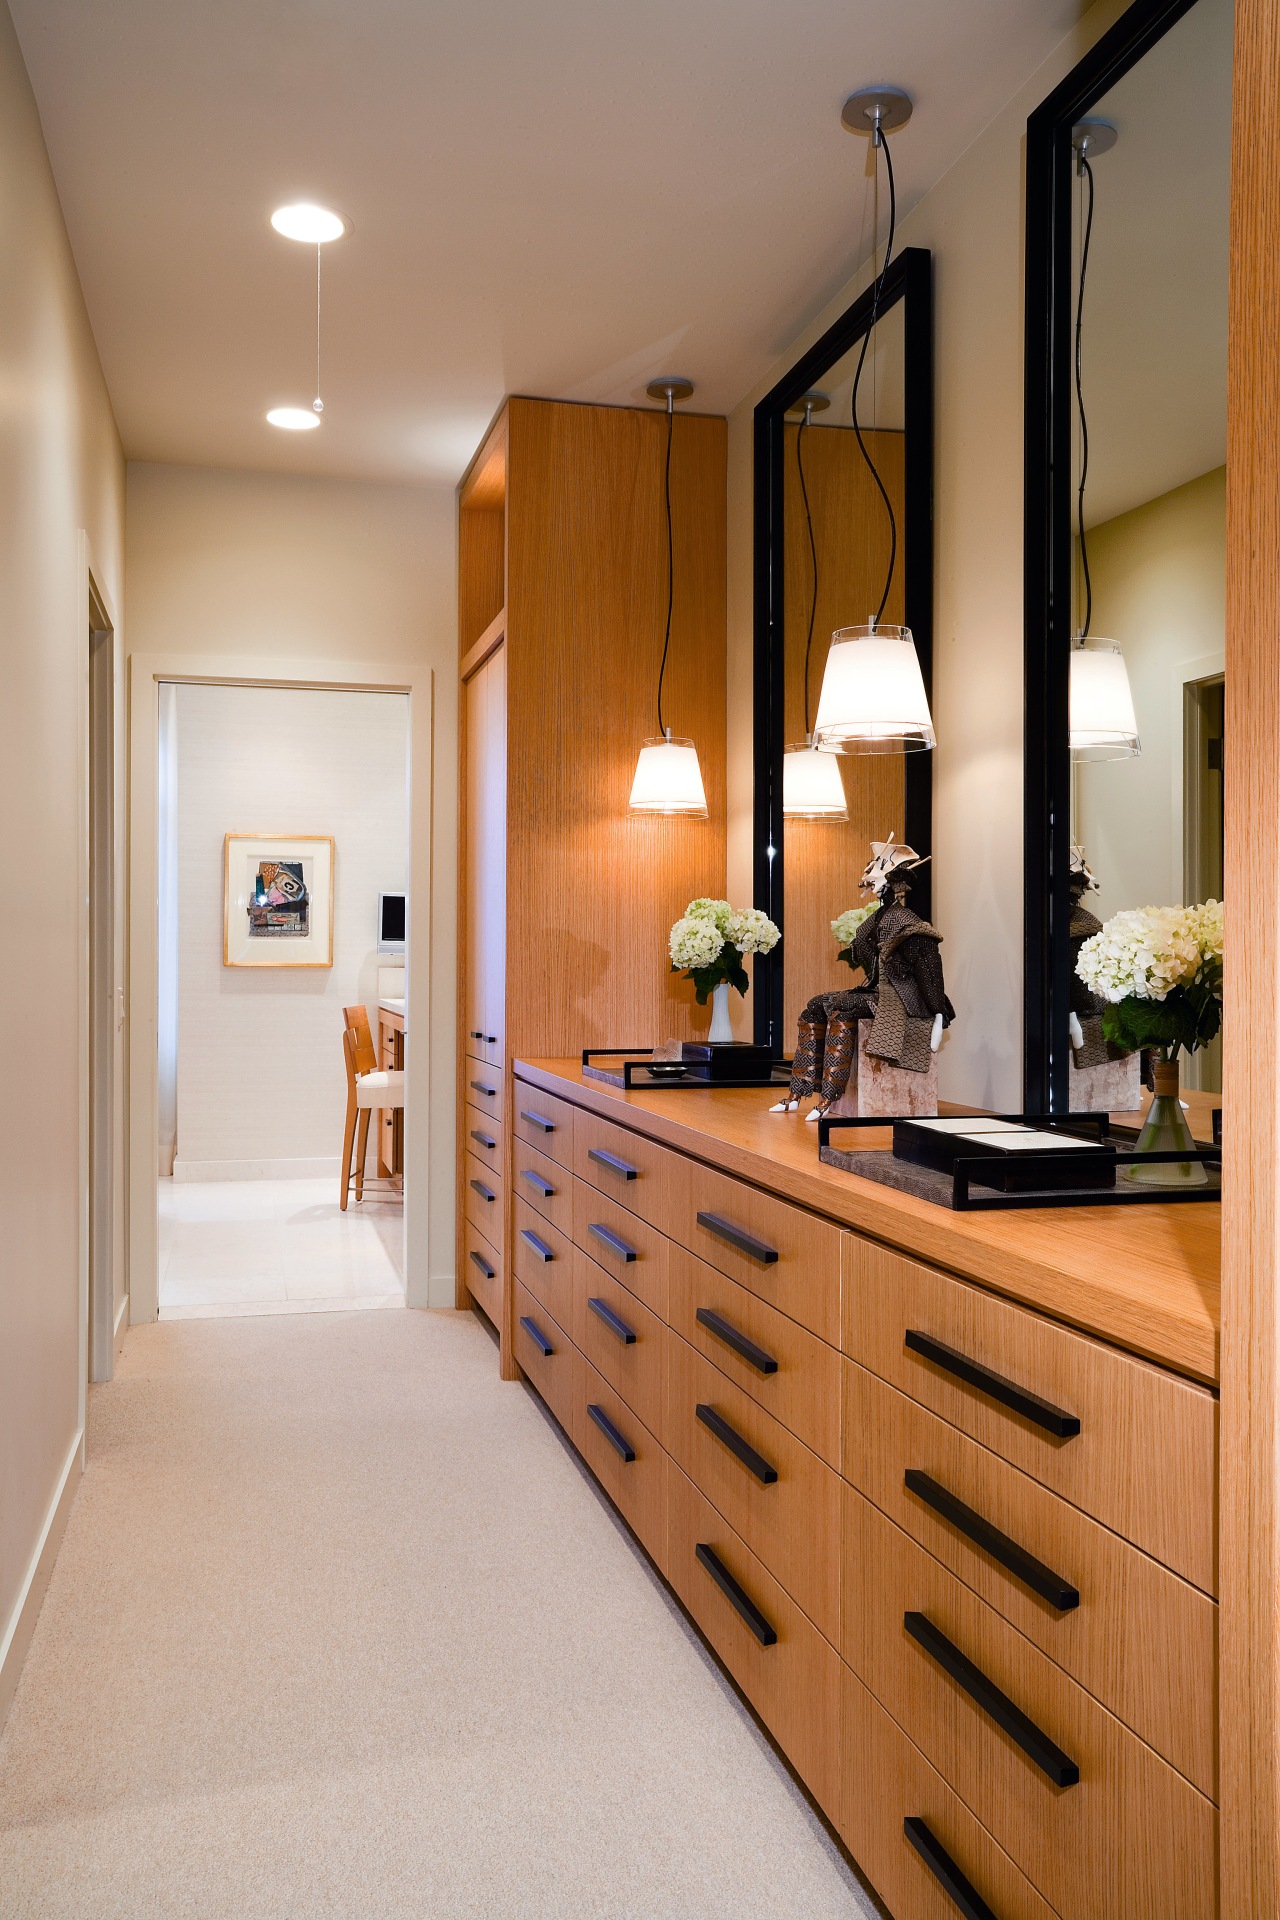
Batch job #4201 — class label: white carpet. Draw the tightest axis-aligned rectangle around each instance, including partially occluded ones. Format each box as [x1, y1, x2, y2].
[0, 1307, 878, 1919]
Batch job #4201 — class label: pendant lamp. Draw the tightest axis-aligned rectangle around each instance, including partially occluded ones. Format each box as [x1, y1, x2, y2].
[629, 379, 709, 816]
[811, 89, 935, 757]
[783, 393, 850, 817]
[1068, 121, 1139, 762]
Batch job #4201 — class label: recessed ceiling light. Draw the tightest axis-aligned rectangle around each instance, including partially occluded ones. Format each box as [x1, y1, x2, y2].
[266, 406, 322, 431]
[270, 202, 347, 244]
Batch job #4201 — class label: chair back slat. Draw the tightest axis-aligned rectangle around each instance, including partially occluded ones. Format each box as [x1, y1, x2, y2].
[343, 1004, 379, 1076]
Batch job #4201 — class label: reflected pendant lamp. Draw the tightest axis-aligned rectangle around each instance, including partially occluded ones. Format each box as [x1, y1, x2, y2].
[812, 89, 935, 757]
[629, 378, 708, 816]
[783, 393, 849, 818]
[1068, 121, 1139, 762]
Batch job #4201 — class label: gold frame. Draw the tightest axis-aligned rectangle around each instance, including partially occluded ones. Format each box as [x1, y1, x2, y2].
[222, 832, 335, 968]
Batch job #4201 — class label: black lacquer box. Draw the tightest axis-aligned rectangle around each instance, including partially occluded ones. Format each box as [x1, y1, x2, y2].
[892, 1117, 1118, 1193]
[679, 1041, 775, 1084]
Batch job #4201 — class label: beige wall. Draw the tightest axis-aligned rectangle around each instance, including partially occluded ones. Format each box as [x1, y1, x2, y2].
[0, 2, 125, 1713]
[727, 0, 1129, 1106]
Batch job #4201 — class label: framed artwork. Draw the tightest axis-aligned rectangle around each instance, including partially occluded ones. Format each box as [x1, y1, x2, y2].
[223, 834, 334, 968]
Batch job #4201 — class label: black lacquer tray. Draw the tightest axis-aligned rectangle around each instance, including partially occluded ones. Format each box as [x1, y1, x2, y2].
[581, 1047, 793, 1092]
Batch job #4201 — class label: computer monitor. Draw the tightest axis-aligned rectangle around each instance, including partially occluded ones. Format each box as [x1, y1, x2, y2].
[378, 892, 406, 953]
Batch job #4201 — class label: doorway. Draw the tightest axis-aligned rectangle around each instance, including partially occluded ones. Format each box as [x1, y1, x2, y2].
[87, 580, 122, 1381]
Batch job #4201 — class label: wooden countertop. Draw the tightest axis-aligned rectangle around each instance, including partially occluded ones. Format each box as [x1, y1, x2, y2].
[517, 1059, 1221, 1388]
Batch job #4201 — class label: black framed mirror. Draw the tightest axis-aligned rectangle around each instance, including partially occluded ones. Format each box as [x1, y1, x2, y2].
[1024, 0, 1230, 1110]
[752, 246, 934, 1056]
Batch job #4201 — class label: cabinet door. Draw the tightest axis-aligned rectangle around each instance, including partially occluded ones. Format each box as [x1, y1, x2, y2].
[464, 645, 507, 1069]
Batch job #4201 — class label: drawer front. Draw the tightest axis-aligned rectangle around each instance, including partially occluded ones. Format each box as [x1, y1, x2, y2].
[572, 1108, 677, 1236]
[511, 1194, 575, 1335]
[464, 1108, 503, 1172]
[513, 1278, 577, 1435]
[667, 1331, 840, 1644]
[840, 1664, 1060, 1920]
[843, 1488, 1217, 1920]
[465, 1067, 505, 1126]
[510, 1137, 573, 1236]
[667, 1460, 839, 1809]
[575, 1358, 668, 1575]
[571, 1180, 669, 1322]
[512, 1083, 576, 1168]
[669, 1159, 840, 1344]
[843, 1235, 1217, 1594]
[464, 1030, 487, 1067]
[844, 1359, 1216, 1798]
[462, 1221, 503, 1331]
[668, 1242, 841, 1467]
[573, 1246, 666, 1443]
[464, 1151, 504, 1246]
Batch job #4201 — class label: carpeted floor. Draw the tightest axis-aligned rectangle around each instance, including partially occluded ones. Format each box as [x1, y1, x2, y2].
[0, 1306, 878, 1919]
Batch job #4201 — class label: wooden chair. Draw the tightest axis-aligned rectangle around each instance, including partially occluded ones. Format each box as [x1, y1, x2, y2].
[340, 1005, 405, 1209]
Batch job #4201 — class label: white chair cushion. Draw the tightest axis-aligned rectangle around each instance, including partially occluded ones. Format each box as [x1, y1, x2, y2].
[355, 1068, 406, 1110]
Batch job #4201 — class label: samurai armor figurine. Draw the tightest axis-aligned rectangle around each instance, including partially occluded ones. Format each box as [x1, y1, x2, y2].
[1067, 845, 1127, 1070]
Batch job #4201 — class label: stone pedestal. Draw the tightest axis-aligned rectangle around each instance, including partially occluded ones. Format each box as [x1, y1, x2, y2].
[826, 1020, 938, 1119]
[1068, 1049, 1141, 1117]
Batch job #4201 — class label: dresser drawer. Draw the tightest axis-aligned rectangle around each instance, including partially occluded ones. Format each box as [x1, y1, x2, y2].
[462, 1221, 503, 1331]
[464, 1109, 503, 1172]
[669, 1160, 840, 1344]
[667, 1331, 840, 1644]
[572, 1108, 677, 1236]
[573, 1246, 666, 1443]
[575, 1358, 668, 1575]
[843, 1235, 1217, 1593]
[464, 1151, 503, 1246]
[667, 1460, 839, 1810]
[513, 1278, 577, 1435]
[844, 1359, 1216, 1798]
[840, 1663, 1060, 1920]
[668, 1243, 840, 1468]
[465, 1066, 505, 1125]
[571, 1180, 669, 1321]
[510, 1137, 573, 1236]
[843, 1488, 1217, 1920]
[512, 1083, 576, 1168]
[511, 1194, 575, 1334]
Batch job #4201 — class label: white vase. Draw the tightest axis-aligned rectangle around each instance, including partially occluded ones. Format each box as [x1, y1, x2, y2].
[708, 981, 735, 1045]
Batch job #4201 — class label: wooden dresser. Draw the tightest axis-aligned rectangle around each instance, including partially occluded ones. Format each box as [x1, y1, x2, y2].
[487, 1058, 1221, 1919]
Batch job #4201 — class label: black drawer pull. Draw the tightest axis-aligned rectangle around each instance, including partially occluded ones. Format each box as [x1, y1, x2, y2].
[695, 1543, 777, 1646]
[905, 1470, 1079, 1612]
[696, 1307, 778, 1375]
[470, 1079, 498, 1099]
[904, 1818, 1000, 1920]
[588, 1221, 638, 1264]
[696, 1404, 778, 1484]
[696, 1211, 779, 1265]
[520, 1168, 556, 1198]
[469, 1178, 496, 1204]
[469, 1129, 497, 1151]
[904, 1612, 1079, 1787]
[519, 1314, 554, 1358]
[519, 1227, 554, 1262]
[520, 1108, 556, 1133]
[468, 1029, 484, 1040]
[904, 1330, 1081, 1439]
[485, 1034, 498, 1044]
[587, 1403, 636, 1462]
[468, 1250, 495, 1280]
[588, 1296, 637, 1344]
[588, 1146, 639, 1181]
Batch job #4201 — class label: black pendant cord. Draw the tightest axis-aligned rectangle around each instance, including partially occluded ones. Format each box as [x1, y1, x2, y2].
[1074, 153, 1096, 641]
[656, 403, 675, 736]
[850, 129, 899, 628]
[797, 413, 819, 736]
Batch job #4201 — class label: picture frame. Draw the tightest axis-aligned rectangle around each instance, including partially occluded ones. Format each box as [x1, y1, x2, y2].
[223, 833, 335, 968]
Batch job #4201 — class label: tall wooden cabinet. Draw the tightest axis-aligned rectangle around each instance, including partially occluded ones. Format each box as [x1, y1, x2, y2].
[457, 395, 727, 1376]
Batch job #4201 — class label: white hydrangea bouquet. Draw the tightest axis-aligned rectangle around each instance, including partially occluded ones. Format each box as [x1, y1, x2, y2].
[669, 897, 780, 1005]
[832, 902, 879, 971]
[1075, 899, 1223, 1060]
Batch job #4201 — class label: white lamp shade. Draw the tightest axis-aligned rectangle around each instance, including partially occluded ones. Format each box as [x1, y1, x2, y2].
[782, 742, 849, 818]
[1069, 638, 1141, 760]
[629, 736, 708, 816]
[812, 625, 935, 753]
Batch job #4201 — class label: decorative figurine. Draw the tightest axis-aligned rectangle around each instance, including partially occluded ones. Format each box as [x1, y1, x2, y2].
[1065, 844, 1142, 1112]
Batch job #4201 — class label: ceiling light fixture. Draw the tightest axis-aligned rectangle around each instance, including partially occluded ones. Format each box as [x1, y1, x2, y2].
[629, 378, 709, 817]
[266, 406, 322, 431]
[783, 392, 849, 818]
[266, 201, 347, 432]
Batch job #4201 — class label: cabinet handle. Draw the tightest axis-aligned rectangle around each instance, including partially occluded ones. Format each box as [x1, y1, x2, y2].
[519, 1314, 554, 1358]
[696, 1211, 779, 1265]
[587, 1403, 636, 1462]
[696, 1404, 778, 1484]
[904, 1330, 1081, 1439]
[470, 1079, 498, 1099]
[520, 1168, 556, 1199]
[469, 1029, 484, 1040]
[485, 1034, 498, 1044]
[588, 1296, 637, 1345]
[469, 1129, 496, 1151]
[903, 1818, 1000, 1920]
[905, 1469, 1079, 1612]
[469, 1178, 496, 1204]
[588, 1146, 639, 1181]
[519, 1227, 554, 1263]
[588, 1221, 638, 1264]
[903, 1612, 1079, 1787]
[695, 1543, 777, 1646]
[468, 1250, 495, 1280]
[696, 1307, 778, 1375]
[520, 1108, 556, 1133]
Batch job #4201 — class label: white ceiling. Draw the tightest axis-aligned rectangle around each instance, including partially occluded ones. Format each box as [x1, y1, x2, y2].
[12, 0, 1086, 485]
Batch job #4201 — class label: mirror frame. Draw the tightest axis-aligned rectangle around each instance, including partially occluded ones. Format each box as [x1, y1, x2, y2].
[752, 245, 935, 1054]
[1022, 0, 1205, 1109]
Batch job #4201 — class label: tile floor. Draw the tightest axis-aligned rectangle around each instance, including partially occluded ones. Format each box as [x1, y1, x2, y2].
[157, 1177, 404, 1318]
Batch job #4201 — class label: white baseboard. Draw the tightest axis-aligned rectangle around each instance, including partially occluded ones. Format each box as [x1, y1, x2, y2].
[0, 1432, 83, 1733]
[171, 1156, 342, 1183]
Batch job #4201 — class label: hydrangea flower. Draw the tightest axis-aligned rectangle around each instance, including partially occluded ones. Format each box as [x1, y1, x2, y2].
[685, 898, 733, 934]
[726, 907, 780, 955]
[1076, 905, 1201, 1004]
[831, 903, 879, 945]
[669, 914, 726, 972]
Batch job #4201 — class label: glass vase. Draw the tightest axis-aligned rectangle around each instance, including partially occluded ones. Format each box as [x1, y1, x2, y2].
[1125, 1057, 1208, 1187]
[708, 981, 735, 1044]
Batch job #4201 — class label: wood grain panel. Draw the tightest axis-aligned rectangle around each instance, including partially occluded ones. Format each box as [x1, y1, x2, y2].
[572, 1244, 667, 1443]
[513, 1277, 577, 1435]
[571, 1105, 678, 1236]
[512, 1082, 577, 1168]
[510, 1136, 573, 1237]
[668, 1155, 842, 1344]
[570, 1178, 669, 1321]
[511, 1194, 575, 1335]
[462, 1220, 503, 1331]
[463, 1150, 503, 1248]
[464, 1106, 503, 1172]
[574, 1357, 669, 1575]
